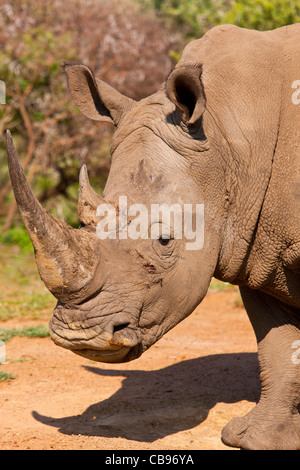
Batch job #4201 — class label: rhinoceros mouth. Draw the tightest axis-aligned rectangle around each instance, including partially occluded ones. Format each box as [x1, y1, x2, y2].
[72, 346, 133, 363]
[49, 311, 144, 363]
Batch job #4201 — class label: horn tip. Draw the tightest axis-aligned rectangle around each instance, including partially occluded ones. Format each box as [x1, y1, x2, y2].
[6, 129, 16, 166]
[6, 129, 12, 144]
[79, 164, 89, 184]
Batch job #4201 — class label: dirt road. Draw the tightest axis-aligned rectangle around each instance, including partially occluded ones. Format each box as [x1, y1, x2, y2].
[0, 288, 259, 450]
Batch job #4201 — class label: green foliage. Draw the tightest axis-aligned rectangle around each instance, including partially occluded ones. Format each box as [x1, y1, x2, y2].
[144, 0, 299, 40]
[2, 26, 76, 87]
[223, 0, 300, 30]
[0, 225, 33, 254]
[143, 0, 229, 38]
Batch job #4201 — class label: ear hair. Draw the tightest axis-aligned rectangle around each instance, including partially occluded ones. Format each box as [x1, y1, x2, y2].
[166, 65, 206, 125]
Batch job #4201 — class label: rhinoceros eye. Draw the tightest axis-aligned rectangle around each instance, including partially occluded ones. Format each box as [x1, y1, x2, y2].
[158, 236, 170, 246]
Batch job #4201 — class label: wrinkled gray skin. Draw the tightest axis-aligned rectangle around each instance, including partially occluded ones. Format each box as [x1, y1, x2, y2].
[7, 24, 300, 449]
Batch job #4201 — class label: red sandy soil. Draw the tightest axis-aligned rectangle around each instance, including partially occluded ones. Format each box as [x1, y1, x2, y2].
[0, 288, 259, 450]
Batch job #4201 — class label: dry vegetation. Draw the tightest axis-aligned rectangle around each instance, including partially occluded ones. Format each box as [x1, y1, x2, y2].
[0, 0, 179, 229]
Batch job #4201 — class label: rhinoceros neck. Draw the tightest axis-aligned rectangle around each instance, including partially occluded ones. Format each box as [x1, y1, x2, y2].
[245, 82, 300, 307]
[217, 72, 300, 307]
[184, 24, 300, 307]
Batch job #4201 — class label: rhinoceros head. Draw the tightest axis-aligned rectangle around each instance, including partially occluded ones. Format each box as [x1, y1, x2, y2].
[7, 63, 227, 363]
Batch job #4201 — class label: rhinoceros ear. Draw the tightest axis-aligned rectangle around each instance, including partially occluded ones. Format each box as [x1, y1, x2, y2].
[64, 63, 134, 126]
[166, 66, 205, 125]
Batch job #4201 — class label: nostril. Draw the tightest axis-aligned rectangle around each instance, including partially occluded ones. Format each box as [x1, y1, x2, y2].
[110, 322, 132, 347]
[113, 322, 130, 333]
[108, 320, 139, 349]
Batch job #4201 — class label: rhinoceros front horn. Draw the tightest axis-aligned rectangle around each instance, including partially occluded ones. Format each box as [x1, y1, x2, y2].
[6, 130, 100, 302]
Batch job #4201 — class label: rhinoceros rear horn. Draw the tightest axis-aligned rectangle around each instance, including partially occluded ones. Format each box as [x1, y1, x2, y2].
[64, 63, 134, 126]
[78, 164, 108, 226]
[166, 65, 206, 125]
[6, 130, 100, 302]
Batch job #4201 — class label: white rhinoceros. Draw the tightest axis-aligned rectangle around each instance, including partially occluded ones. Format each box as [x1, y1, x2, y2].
[6, 24, 300, 450]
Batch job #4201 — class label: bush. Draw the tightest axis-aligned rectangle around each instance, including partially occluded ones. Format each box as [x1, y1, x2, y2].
[224, 0, 300, 31]
[0, 225, 33, 254]
[144, 0, 300, 40]
[0, 0, 177, 231]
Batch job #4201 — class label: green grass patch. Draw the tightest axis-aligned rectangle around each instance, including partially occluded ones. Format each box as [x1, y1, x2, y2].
[0, 225, 33, 255]
[0, 370, 16, 382]
[0, 324, 50, 343]
[0, 249, 40, 286]
[9, 356, 37, 363]
[0, 245, 55, 321]
[0, 290, 55, 321]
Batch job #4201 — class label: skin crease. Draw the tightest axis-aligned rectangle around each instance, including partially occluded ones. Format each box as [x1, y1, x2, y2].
[7, 24, 300, 450]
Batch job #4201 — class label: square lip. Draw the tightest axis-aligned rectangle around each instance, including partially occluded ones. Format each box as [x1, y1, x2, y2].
[72, 345, 131, 363]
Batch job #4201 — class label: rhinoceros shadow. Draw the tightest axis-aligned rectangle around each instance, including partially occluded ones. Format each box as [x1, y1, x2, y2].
[32, 352, 259, 442]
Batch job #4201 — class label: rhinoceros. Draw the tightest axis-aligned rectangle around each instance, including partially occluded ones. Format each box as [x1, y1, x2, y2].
[6, 24, 300, 450]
